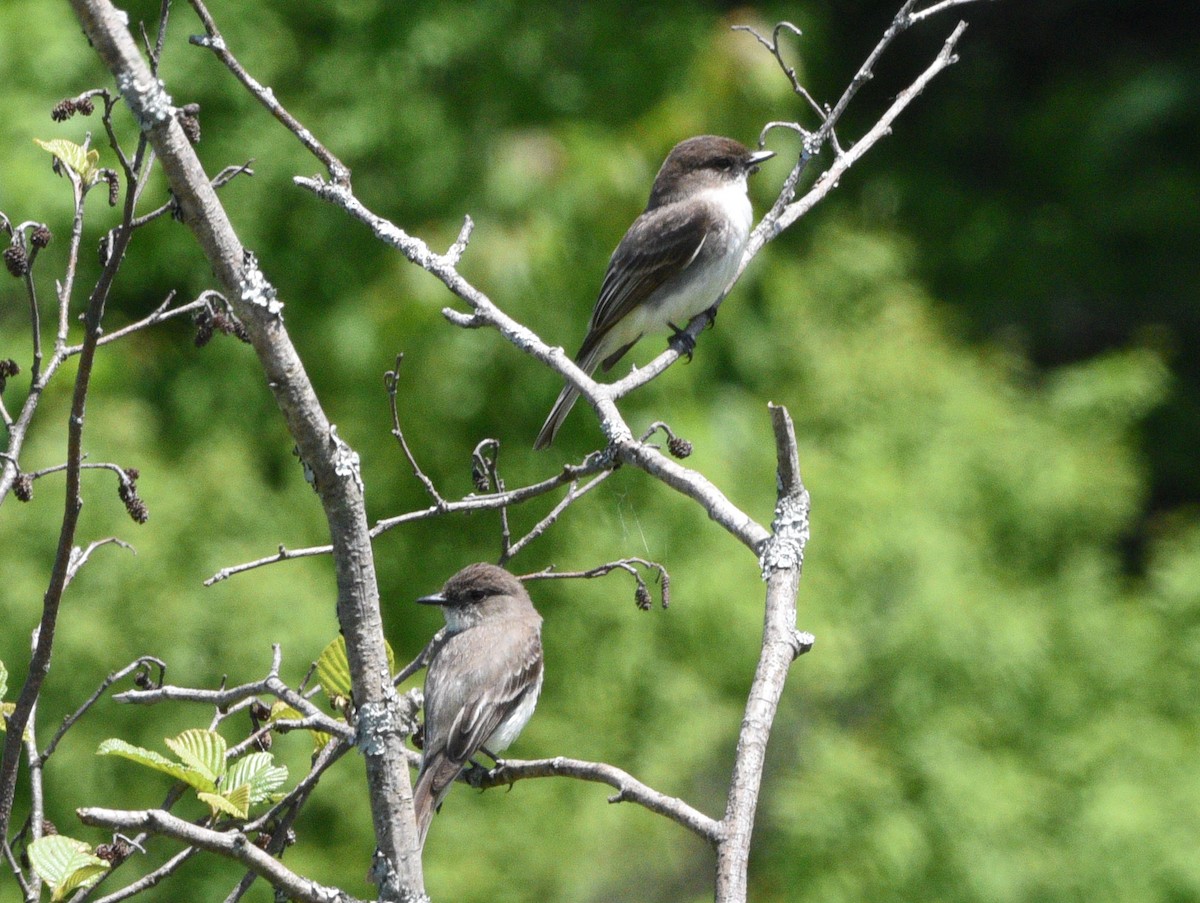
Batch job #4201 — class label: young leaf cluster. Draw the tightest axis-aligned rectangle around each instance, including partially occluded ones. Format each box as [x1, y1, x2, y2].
[97, 728, 287, 820]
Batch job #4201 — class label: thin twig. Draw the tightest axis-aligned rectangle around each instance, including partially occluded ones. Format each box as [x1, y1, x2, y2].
[66, 537, 135, 587]
[73, 293, 211, 352]
[522, 555, 671, 610]
[384, 355, 445, 506]
[147, 0, 172, 75]
[1, 837, 32, 900]
[394, 631, 445, 688]
[769, 21, 968, 238]
[731, 23, 827, 123]
[911, 0, 994, 23]
[90, 846, 200, 903]
[38, 657, 165, 764]
[113, 676, 353, 743]
[205, 451, 618, 584]
[130, 162, 254, 229]
[499, 469, 615, 564]
[185, 0, 350, 184]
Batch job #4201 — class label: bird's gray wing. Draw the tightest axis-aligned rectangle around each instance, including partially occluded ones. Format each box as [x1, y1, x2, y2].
[578, 201, 714, 370]
[443, 629, 543, 764]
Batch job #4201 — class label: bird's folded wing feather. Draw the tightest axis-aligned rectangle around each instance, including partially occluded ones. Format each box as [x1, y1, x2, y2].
[579, 201, 714, 363]
[443, 631, 543, 766]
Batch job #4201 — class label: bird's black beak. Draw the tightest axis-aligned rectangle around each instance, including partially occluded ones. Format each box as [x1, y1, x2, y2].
[744, 148, 772, 174]
[747, 149, 775, 174]
[416, 592, 446, 606]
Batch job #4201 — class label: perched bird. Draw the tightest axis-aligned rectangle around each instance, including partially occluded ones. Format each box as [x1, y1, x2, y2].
[413, 562, 544, 847]
[534, 134, 774, 448]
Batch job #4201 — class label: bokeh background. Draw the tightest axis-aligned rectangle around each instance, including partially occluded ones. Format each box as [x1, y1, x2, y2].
[2, 1, 1198, 901]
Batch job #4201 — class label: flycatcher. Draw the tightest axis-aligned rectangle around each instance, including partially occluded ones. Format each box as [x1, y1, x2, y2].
[534, 134, 774, 448]
[413, 562, 544, 846]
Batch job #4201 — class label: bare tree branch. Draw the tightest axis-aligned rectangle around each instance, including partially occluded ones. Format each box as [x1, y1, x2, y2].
[76, 808, 367, 903]
[715, 405, 814, 903]
[111, 651, 354, 744]
[468, 756, 723, 845]
[762, 21, 971, 240]
[1, 837, 32, 900]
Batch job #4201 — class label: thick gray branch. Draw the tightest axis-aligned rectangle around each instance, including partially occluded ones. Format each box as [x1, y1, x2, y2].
[715, 406, 812, 902]
[66, 2, 424, 897]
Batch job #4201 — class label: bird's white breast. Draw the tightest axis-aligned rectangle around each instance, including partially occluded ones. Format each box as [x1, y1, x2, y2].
[486, 667, 544, 752]
[634, 181, 753, 331]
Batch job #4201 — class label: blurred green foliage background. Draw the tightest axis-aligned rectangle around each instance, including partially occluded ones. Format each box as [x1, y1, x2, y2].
[2, 1, 1198, 901]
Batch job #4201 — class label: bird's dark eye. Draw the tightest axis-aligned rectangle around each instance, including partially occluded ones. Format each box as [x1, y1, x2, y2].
[713, 156, 734, 171]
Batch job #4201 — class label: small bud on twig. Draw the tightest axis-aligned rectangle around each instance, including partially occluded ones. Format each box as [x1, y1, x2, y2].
[667, 435, 693, 459]
[94, 837, 132, 866]
[3, 244, 28, 278]
[101, 169, 121, 207]
[30, 225, 52, 249]
[176, 103, 201, 145]
[118, 468, 149, 524]
[0, 359, 19, 394]
[51, 99, 77, 122]
[13, 474, 32, 503]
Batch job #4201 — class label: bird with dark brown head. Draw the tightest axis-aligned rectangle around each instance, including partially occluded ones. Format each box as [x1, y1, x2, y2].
[534, 134, 773, 448]
[413, 563, 544, 847]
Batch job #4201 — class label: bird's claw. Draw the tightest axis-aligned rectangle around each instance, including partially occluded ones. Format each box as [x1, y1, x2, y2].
[668, 322, 697, 362]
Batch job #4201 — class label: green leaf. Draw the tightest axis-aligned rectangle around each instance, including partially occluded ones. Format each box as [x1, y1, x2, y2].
[96, 737, 214, 792]
[267, 701, 302, 723]
[198, 783, 251, 819]
[33, 138, 100, 183]
[316, 636, 353, 701]
[223, 751, 288, 805]
[164, 729, 226, 784]
[316, 636, 396, 705]
[27, 835, 109, 901]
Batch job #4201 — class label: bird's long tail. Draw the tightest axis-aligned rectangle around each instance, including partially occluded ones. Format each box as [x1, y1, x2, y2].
[533, 345, 605, 449]
[533, 383, 581, 450]
[413, 755, 461, 848]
